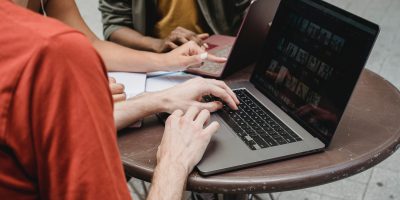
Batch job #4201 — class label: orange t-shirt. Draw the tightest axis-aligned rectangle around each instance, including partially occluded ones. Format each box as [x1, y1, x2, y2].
[0, 1, 131, 199]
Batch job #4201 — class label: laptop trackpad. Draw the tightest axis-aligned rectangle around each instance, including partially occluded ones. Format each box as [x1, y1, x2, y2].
[197, 115, 259, 173]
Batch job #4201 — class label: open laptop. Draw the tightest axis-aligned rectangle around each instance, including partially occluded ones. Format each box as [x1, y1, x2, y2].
[197, 0, 380, 175]
[186, 0, 280, 79]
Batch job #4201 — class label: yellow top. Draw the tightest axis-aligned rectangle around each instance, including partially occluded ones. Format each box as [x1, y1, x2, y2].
[154, 0, 205, 38]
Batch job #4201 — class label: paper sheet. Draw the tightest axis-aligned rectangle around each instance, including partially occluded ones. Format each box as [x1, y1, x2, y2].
[146, 72, 198, 92]
[147, 71, 173, 78]
[107, 72, 147, 99]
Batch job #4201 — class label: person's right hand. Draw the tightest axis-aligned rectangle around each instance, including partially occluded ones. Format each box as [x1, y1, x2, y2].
[156, 107, 220, 174]
[155, 26, 209, 53]
[161, 41, 227, 71]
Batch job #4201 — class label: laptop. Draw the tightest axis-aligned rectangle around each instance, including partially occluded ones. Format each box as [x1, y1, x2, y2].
[186, 0, 280, 79]
[197, 0, 379, 175]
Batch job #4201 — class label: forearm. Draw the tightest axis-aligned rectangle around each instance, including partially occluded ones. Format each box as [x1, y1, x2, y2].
[92, 39, 168, 72]
[147, 160, 188, 200]
[113, 92, 168, 130]
[45, 0, 169, 73]
[109, 27, 163, 52]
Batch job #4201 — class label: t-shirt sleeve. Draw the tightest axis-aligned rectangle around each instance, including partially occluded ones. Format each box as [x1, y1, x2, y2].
[98, 0, 134, 40]
[17, 32, 131, 200]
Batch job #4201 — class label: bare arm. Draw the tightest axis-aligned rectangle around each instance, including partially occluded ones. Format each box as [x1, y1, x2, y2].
[99, 0, 209, 53]
[109, 27, 163, 52]
[113, 79, 235, 199]
[148, 108, 220, 200]
[113, 92, 162, 130]
[110, 26, 210, 53]
[113, 77, 239, 130]
[45, 0, 168, 72]
[147, 160, 187, 200]
[45, 0, 220, 72]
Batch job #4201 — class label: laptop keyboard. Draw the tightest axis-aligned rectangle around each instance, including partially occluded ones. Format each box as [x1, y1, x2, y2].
[197, 45, 232, 74]
[204, 89, 302, 150]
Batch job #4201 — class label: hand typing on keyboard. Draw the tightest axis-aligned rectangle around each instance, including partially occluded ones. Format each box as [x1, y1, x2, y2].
[205, 89, 302, 150]
[153, 77, 240, 114]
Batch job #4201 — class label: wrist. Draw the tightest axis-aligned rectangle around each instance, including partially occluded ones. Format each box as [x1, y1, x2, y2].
[140, 92, 166, 114]
[157, 156, 191, 176]
[113, 92, 163, 130]
[149, 38, 164, 53]
[151, 90, 173, 113]
[118, 92, 165, 115]
[149, 156, 189, 200]
[147, 51, 172, 71]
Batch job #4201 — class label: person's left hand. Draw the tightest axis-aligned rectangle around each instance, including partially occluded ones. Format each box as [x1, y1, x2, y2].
[161, 41, 227, 71]
[108, 77, 126, 102]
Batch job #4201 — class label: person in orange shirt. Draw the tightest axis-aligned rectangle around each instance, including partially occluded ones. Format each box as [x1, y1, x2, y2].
[0, 1, 239, 199]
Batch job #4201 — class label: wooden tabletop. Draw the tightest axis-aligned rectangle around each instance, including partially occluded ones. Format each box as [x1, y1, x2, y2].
[117, 67, 400, 194]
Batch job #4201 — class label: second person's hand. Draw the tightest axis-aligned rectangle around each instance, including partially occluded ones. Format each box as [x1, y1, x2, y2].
[155, 26, 209, 53]
[161, 41, 227, 72]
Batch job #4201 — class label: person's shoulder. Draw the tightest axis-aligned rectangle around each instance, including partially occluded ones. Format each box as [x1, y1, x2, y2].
[0, 1, 104, 91]
[0, 1, 99, 70]
[0, 1, 81, 41]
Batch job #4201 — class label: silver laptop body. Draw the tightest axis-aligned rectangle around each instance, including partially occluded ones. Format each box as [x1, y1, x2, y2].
[197, 0, 379, 175]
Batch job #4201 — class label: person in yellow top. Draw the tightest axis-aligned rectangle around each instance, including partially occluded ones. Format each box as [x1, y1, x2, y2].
[154, 0, 205, 39]
[100, 0, 251, 53]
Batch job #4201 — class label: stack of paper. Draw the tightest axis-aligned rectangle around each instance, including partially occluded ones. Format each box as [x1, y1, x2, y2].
[146, 72, 198, 92]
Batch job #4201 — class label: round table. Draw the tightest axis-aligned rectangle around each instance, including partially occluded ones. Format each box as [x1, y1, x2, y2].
[117, 68, 400, 194]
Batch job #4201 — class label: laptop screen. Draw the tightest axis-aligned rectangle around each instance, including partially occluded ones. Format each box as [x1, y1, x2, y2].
[250, 0, 379, 145]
